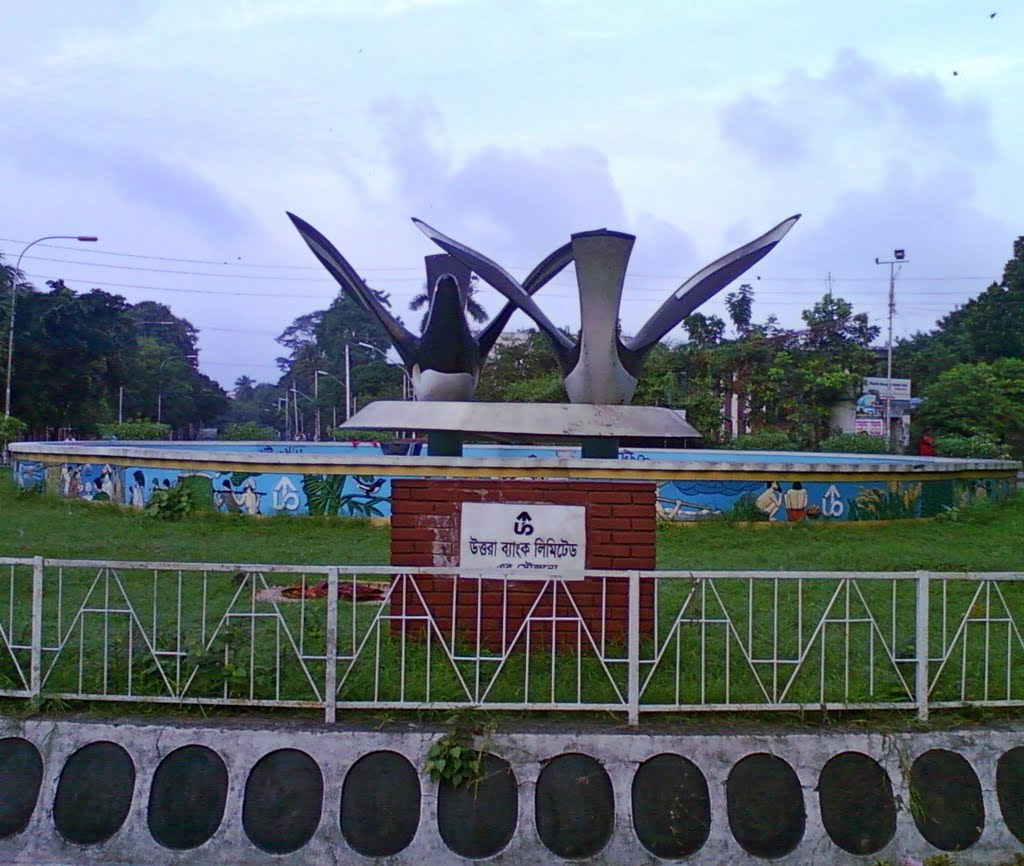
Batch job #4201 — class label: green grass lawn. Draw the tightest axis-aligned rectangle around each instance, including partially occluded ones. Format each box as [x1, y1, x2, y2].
[2, 469, 1023, 721]
[3, 469, 1023, 571]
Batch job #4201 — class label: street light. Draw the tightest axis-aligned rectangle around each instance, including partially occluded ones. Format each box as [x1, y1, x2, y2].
[874, 250, 909, 445]
[120, 321, 176, 422]
[357, 341, 413, 401]
[315, 370, 345, 435]
[4, 235, 98, 416]
[156, 354, 198, 424]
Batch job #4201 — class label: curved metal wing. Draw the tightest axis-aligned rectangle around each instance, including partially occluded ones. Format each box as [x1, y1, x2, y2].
[412, 218, 575, 353]
[476, 240, 574, 357]
[627, 214, 801, 355]
[287, 212, 417, 363]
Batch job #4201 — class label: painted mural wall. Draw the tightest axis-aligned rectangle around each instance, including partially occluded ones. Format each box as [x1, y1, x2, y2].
[12, 444, 1016, 522]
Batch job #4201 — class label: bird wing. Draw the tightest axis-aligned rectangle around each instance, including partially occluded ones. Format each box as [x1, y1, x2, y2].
[287, 212, 417, 363]
[412, 218, 575, 353]
[476, 240, 574, 356]
[627, 214, 801, 354]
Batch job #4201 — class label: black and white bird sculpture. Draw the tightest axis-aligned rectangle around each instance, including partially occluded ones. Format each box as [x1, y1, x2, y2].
[287, 212, 573, 402]
[413, 215, 800, 405]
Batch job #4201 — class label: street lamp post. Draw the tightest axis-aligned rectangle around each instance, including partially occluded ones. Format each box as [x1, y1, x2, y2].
[316, 370, 346, 434]
[874, 250, 907, 445]
[156, 354, 198, 424]
[357, 341, 412, 401]
[121, 321, 176, 422]
[4, 235, 98, 416]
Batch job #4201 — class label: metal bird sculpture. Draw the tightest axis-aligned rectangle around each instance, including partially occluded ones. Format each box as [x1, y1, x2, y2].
[287, 212, 573, 401]
[413, 214, 801, 405]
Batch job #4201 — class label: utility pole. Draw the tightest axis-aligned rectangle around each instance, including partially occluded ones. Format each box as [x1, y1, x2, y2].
[314, 373, 320, 441]
[345, 344, 351, 420]
[874, 250, 907, 445]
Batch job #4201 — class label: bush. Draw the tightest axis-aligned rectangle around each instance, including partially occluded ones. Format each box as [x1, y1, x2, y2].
[723, 430, 798, 451]
[724, 492, 769, 522]
[933, 434, 1010, 460]
[97, 421, 170, 441]
[221, 423, 278, 441]
[818, 432, 894, 454]
[0, 415, 27, 450]
[329, 428, 396, 443]
[144, 483, 199, 520]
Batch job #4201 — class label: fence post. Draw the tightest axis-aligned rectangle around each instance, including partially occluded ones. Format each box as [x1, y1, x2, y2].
[627, 570, 640, 726]
[915, 570, 930, 721]
[324, 567, 339, 724]
[30, 556, 43, 697]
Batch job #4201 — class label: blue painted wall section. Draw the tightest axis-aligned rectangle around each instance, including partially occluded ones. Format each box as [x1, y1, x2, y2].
[11, 445, 1014, 522]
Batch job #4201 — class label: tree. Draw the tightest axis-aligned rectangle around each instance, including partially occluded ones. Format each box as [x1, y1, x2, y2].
[893, 236, 1024, 392]
[233, 376, 256, 401]
[275, 286, 404, 434]
[916, 359, 1024, 446]
[409, 276, 488, 334]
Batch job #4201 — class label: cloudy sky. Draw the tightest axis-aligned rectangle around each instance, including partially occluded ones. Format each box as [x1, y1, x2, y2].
[3, 0, 1021, 389]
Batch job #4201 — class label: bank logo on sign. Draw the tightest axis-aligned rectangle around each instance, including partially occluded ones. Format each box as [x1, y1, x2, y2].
[514, 511, 534, 536]
[272, 476, 300, 512]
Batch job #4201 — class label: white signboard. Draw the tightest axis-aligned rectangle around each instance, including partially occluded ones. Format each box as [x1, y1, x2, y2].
[459, 503, 586, 579]
[862, 377, 912, 400]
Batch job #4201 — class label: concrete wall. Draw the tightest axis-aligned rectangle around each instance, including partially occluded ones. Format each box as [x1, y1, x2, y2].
[2, 716, 1023, 865]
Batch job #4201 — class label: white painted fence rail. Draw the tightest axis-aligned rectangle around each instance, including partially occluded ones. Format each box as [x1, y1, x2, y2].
[1, 557, 1023, 725]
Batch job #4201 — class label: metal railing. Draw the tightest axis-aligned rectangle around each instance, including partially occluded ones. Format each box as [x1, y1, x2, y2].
[1, 557, 1023, 724]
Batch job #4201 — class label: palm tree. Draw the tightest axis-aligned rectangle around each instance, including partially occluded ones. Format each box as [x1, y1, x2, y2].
[408, 275, 488, 334]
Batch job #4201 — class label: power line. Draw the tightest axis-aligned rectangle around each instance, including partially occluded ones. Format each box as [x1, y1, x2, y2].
[3, 238, 1002, 285]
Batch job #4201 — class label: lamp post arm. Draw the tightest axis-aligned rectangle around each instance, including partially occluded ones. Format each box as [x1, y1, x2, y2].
[5, 235, 98, 417]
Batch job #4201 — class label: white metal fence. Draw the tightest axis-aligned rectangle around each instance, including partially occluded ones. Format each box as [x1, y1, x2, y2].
[1, 557, 1023, 724]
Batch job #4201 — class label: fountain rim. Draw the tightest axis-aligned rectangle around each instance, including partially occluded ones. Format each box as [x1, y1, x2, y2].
[8, 440, 1020, 483]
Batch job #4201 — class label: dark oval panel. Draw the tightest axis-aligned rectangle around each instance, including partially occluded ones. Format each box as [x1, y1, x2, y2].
[341, 751, 420, 857]
[632, 753, 711, 858]
[53, 741, 136, 845]
[148, 745, 228, 850]
[998, 747, 1024, 842]
[242, 749, 323, 855]
[535, 753, 614, 859]
[0, 737, 43, 838]
[910, 749, 983, 851]
[437, 753, 517, 858]
[818, 751, 896, 855]
[727, 753, 805, 859]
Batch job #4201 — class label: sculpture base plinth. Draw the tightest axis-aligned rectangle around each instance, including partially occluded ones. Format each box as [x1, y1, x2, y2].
[389, 478, 655, 652]
[343, 401, 700, 443]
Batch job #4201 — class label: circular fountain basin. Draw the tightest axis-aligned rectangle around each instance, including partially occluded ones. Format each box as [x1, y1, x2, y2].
[8, 440, 1019, 523]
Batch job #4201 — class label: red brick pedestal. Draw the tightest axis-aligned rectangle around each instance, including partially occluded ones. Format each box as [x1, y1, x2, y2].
[390, 480, 655, 651]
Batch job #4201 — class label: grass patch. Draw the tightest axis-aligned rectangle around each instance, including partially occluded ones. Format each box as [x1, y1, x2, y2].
[0, 470, 388, 564]
[3, 468, 1024, 727]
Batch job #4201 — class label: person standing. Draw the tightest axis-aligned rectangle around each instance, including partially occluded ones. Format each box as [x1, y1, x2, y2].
[783, 481, 808, 521]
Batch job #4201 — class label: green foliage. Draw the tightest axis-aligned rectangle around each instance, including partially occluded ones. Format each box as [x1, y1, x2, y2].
[895, 236, 1024, 394]
[97, 420, 171, 440]
[0, 415, 27, 448]
[916, 359, 1024, 444]
[846, 483, 921, 521]
[329, 428, 396, 443]
[818, 432, 895, 454]
[3, 274, 227, 433]
[300, 474, 388, 517]
[724, 430, 798, 451]
[424, 728, 483, 788]
[144, 483, 200, 520]
[922, 855, 960, 866]
[221, 422, 278, 440]
[933, 434, 1010, 459]
[724, 492, 769, 522]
